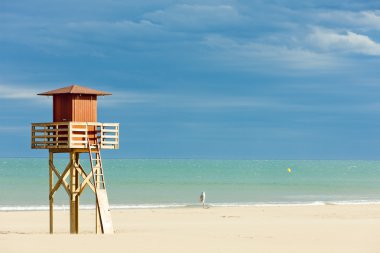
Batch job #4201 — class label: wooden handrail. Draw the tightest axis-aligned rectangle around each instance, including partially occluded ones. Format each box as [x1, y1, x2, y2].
[31, 122, 119, 149]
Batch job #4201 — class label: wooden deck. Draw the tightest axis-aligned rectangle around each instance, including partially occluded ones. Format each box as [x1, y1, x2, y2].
[31, 122, 119, 150]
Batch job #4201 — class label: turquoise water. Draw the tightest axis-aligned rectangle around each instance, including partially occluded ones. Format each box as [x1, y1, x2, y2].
[1, 158, 380, 210]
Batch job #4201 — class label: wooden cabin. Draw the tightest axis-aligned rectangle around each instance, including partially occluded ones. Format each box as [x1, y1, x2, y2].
[39, 85, 110, 122]
[31, 85, 119, 150]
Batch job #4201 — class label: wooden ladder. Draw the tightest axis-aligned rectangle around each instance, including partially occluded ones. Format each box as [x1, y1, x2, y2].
[88, 140, 114, 234]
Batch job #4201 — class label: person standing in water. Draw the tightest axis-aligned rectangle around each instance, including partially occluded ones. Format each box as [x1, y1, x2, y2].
[200, 192, 206, 209]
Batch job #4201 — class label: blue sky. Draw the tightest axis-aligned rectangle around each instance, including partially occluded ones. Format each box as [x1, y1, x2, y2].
[1, 0, 380, 159]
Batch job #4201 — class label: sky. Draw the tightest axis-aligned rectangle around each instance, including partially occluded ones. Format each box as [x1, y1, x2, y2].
[1, 0, 380, 159]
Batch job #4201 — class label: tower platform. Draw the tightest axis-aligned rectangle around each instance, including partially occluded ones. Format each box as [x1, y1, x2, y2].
[31, 122, 119, 151]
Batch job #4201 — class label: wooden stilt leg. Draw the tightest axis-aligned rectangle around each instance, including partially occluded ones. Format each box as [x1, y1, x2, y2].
[70, 152, 79, 234]
[75, 153, 79, 233]
[49, 151, 54, 234]
[70, 161, 75, 233]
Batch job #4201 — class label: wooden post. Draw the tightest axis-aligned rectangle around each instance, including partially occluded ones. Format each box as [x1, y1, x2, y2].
[75, 153, 79, 233]
[69, 152, 79, 234]
[49, 151, 54, 234]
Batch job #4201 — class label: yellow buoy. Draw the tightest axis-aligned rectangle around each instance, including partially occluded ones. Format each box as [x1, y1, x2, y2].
[288, 168, 292, 173]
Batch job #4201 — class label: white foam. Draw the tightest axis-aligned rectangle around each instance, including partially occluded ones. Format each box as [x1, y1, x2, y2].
[326, 200, 380, 206]
[0, 204, 190, 211]
[110, 204, 189, 209]
[2, 200, 380, 211]
[0, 205, 93, 212]
[210, 201, 327, 207]
[0, 206, 49, 211]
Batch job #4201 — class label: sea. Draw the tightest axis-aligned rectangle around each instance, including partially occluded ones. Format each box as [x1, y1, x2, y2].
[1, 158, 380, 211]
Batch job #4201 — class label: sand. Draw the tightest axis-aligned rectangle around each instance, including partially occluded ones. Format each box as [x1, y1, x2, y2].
[1, 205, 380, 253]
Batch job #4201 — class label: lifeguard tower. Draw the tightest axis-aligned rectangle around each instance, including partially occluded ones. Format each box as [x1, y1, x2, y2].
[31, 85, 119, 234]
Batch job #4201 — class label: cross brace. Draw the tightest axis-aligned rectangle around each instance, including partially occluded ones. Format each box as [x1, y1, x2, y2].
[49, 151, 97, 234]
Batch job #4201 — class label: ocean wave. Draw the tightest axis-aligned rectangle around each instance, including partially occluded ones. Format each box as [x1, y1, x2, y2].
[0, 205, 91, 212]
[2, 200, 380, 211]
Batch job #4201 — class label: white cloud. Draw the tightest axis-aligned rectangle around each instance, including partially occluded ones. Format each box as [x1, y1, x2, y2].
[66, 20, 160, 36]
[99, 89, 281, 109]
[144, 4, 247, 30]
[309, 27, 380, 56]
[100, 91, 164, 107]
[359, 11, 380, 30]
[173, 95, 280, 109]
[202, 35, 338, 71]
[317, 10, 380, 31]
[0, 126, 29, 133]
[0, 84, 41, 99]
[98, 89, 380, 115]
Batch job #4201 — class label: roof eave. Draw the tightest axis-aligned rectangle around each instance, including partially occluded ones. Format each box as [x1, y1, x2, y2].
[37, 92, 112, 95]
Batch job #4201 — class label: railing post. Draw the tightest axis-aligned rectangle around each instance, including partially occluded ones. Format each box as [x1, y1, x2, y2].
[85, 122, 88, 148]
[31, 125, 35, 149]
[68, 122, 72, 148]
[100, 123, 103, 149]
[55, 123, 58, 148]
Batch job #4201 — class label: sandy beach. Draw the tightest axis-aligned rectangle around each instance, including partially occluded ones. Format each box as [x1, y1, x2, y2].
[1, 204, 380, 253]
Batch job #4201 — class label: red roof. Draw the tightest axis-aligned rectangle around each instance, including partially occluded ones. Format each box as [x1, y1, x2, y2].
[38, 85, 112, 96]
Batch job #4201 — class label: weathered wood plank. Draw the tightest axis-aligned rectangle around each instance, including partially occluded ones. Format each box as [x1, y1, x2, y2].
[50, 161, 72, 198]
[76, 164, 95, 194]
[96, 189, 114, 234]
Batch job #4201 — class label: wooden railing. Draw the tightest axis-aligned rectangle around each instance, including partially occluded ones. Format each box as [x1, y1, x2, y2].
[31, 122, 119, 149]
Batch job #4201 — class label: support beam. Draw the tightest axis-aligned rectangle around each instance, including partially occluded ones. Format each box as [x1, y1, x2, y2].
[49, 151, 54, 234]
[50, 161, 71, 196]
[74, 153, 79, 233]
[70, 152, 79, 234]
[77, 164, 96, 194]
[50, 161, 72, 199]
